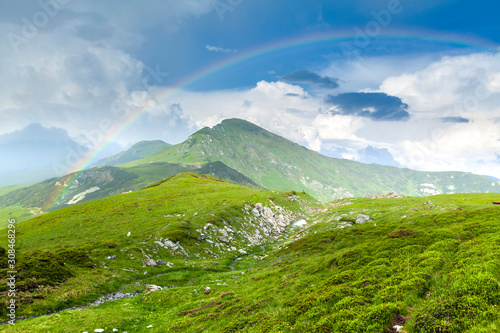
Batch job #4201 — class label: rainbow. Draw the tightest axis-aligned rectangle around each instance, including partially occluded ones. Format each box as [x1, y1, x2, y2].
[43, 28, 499, 211]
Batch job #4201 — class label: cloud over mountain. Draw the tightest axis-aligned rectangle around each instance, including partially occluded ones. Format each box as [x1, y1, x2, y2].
[324, 92, 410, 121]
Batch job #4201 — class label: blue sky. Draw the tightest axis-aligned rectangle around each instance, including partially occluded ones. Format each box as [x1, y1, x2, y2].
[1, 0, 500, 180]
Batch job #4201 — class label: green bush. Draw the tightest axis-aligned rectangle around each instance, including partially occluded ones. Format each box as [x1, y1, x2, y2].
[21, 250, 72, 286]
[57, 248, 95, 268]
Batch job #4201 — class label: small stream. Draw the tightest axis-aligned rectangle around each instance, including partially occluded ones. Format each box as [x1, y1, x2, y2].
[228, 257, 242, 271]
[0, 290, 141, 325]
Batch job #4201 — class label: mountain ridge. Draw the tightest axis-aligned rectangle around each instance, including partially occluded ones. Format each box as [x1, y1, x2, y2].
[92, 140, 171, 167]
[124, 118, 499, 201]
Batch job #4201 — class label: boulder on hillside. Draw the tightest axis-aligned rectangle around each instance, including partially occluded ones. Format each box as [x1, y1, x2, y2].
[145, 259, 157, 267]
[144, 285, 163, 294]
[356, 214, 371, 224]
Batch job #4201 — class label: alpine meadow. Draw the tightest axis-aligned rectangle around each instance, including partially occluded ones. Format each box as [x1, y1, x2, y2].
[2, 1, 500, 332]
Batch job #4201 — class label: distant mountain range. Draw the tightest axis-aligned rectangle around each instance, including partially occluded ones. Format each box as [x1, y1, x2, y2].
[1, 118, 498, 218]
[91, 140, 171, 167]
[124, 118, 499, 202]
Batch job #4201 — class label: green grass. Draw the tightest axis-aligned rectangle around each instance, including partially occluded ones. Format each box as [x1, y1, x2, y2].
[2, 175, 500, 332]
[0, 185, 26, 197]
[0, 161, 260, 214]
[0, 173, 319, 323]
[0, 205, 35, 229]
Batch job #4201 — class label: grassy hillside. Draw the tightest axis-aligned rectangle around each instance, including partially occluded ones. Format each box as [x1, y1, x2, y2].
[0, 185, 26, 197]
[0, 161, 260, 213]
[2, 182, 500, 331]
[92, 140, 171, 167]
[124, 119, 499, 202]
[0, 173, 318, 323]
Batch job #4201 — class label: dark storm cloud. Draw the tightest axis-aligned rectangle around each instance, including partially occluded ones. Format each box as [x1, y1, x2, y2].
[280, 70, 340, 89]
[324, 92, 410, 121]
[441, 116, 470, 123]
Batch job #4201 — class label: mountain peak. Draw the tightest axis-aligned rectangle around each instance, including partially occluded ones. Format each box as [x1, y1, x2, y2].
[218, 118, 266, 132]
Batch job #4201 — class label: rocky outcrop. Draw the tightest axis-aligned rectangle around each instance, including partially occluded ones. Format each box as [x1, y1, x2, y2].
[154, 239, 189, 257]
[356, 214, 371, 224]
[144, 285, 163, 294]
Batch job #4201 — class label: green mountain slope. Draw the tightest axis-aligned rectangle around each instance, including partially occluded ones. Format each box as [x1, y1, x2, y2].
[3, 183, 500, 332]
[92, 140, 171, 167]
[124, 118, 500, 202]
[0, 173, 318, 322]
[0, 161, 260, 213]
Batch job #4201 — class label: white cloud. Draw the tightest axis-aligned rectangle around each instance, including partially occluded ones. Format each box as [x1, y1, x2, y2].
[380, 52, 500, 115]
[206, 45, 237, 53]
[396, 121, 500, 176]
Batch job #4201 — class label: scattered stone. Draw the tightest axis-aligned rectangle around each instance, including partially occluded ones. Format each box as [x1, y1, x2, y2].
[251, 208, 260, 217]
[144, 285, 163, 294]
[127, 232, 131, 237]
[106, 255, 116, 260]
[238, 249, 247, 254]
[156, 259, 167, 265]
[95, 330, 105, 333]
[218, 236, 229, 244]
[163, 240, 179, 250]
[219, 228, 229, 238]
[356, 214, 371, 224]
[262, 207, 275, 219]
[166, 262, 174, 268]
[337, 221, 353, 229]
[145, 259, 157, 267]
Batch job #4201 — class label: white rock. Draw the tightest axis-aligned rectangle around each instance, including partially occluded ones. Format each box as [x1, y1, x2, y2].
[219, 228, 229, 238]
[145, 259, 157, 267]
[262, 207, 275, 219]
[251, 208, 260, 217]
[144, 285, 163, 294]
[393, 325, 404, 332]
[127, 232, 131, 237]
[95, 330, 105, 333]
[356, 214, 370, 224]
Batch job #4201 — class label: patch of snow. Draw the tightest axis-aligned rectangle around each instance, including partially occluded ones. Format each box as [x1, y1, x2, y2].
[66, 187, 100, 205]
[292, 219, 307, 227]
